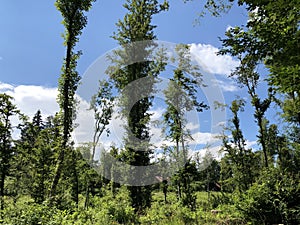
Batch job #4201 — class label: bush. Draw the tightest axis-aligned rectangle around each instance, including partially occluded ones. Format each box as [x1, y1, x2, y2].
[236, 167, 300, 224]
[0, 189, 138, 225]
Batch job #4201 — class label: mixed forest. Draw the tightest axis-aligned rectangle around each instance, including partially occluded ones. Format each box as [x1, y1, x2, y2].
[0, 0, 299, 224]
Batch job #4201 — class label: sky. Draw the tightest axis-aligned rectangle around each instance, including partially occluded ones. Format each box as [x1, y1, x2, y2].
[0, 0, 272, 159]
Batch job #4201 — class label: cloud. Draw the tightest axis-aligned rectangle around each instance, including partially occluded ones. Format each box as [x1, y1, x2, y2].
[74, 101, 126, 148]
[190, 145, 223, 163]
[0, 82, 59, 119]
[186, 122, 200, 132]
[0, 82, 125, 148]
[245, 140, 257, 149]
[190, 132, 218, 145]
[0, 82, 14, 91]
[0, 82, 59, 140]
[190, 43, 239, 76]
[189, 139, 258, 165]
[220, 138, 258, 152]
[0, 81, 225, 163]
[0, 57, 3, 60]
[248, 7, 260, 22]
[212, 79, 239, 92]
[13, 85, 59, 117]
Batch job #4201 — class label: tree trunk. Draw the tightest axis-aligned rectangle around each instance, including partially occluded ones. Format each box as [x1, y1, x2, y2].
[0, 172, 5, 210]
[258, 117, 269, 168]
[49, 26, 73, 202]
[84, 180, 90, 209]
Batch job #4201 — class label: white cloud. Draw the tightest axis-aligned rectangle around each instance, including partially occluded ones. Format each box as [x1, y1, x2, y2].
[12, 85, 59, 117]
[73, 100, 126, 149]
[216, 121, 226, 127]
[0, 82, 124, 148]
[149, 107, 165, 121]
[0, 82, 59, 139]
[248, 7, 260, 22]
[186, 122, 200, 132]
[190, 145, 223, 163]
[190, 43, 239, 76]
[72, 98, 95, 144]
[188, 139, 257, 166]
[212, 79, 239, 92]
[0, 82, 59, 119]
[220, 139, 258, 152]
[245, 140, 257, 149]
[0, 82, 14, 91]
[0, 81, 226, 163]
[190, 132, 218, 145]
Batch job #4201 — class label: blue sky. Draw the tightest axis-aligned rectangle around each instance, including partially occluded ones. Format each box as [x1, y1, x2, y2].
[0, 0, 248, 86]
[0, 0, 272, 158]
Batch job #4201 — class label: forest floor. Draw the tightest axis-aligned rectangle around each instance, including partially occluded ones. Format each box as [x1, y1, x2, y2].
[1, 187, 247, 224]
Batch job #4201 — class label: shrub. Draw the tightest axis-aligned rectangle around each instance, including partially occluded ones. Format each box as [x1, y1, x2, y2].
[236, 167, 300, 224]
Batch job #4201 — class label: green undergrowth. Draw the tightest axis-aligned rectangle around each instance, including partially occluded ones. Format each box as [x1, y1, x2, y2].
[0, 188, 247, 225]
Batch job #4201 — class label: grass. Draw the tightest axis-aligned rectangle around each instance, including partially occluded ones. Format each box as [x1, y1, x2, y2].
[0, 189, 247, 225]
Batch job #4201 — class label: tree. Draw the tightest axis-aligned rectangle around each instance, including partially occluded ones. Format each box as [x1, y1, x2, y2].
[175, 160, 198, 211]
[220, 0, 300, 166]
[89, 79, 115, 162]
[163, 44, 207, 199]
[108, 0, 169, 213]
[0, 94, 19, 210]
[197, 151, 221, 193]
[80, 79, 115, 208]
[220, 34, 274, 168]
[237, 167, 300, 224]
[13, 112, 61, 204]
[220, 99, 257, 192]
[50, 0, 96, 203]
[164, 44, 207, 159]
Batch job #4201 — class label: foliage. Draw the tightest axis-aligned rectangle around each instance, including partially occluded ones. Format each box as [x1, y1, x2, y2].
[183, 0, 234, 18]
[89, 79, 115, 161]
[196, 151, 221, 192]
[0, 94, 19, 210]
[162, 44, 208, 207]
[50, 0, 96, 203]
[163, 44, 207, 160]
[1, 0, 300, 224]
[11, 112, 60, 204]
[220, 99, 257, 192]
[108, 0, 169, 213]
[236, 167, 300, 224]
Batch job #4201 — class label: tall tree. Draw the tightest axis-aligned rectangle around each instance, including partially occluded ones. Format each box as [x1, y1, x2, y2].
[83, 80, 115, 208]
[89, 79, 115, 162]
[109, 0, 169, 213]
[163, 44, 207, 199]
[221, 99, 257, 192]
[0, 94, 19, 210]
[50, 0, 95, 202]
[220, 32, 274, 168]
[163, 44, 207, 161]
[220, 0, 300, 167]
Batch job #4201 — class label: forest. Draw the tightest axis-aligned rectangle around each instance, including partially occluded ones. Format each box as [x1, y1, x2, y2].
[0, 0, 299, 224]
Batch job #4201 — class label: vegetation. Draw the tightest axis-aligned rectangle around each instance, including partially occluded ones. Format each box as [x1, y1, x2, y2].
[0, 0, 299, 224]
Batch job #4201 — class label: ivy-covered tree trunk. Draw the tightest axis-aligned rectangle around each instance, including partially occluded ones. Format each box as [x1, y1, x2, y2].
[109, 0, 169, 213]
[49, 0, 95, 203]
